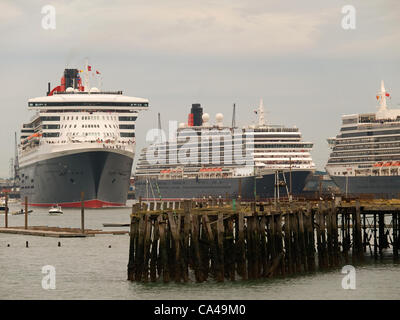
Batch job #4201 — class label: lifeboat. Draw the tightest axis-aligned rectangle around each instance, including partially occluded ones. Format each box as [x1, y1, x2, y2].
[383, 162, 392, 167]
[373, 162, 383, 167]
[27, 132, 42, 140]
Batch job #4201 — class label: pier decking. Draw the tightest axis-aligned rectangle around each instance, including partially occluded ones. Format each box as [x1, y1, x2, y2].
[127, 198, 400, 283]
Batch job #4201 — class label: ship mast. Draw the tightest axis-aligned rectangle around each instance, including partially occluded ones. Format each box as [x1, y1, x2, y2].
[84, 58, 90, 92]
[258, 98, 265, 126]
[231, 103, 236, 128]
[377, 80, 388, 112]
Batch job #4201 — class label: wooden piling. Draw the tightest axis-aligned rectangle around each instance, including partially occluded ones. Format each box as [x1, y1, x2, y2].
[80, 192, 85, 233]
[126, 198, 400, 283]
[167, 211, 181, 283]
[236, 208, 247, 280]
[4, 193, 8, 228]
[24, 196, 28, 230]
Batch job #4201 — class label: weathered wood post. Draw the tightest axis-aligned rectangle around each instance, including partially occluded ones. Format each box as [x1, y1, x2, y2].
[331, 201, 339, 266]
[142, 213, 152, 282]
[191, 214, 203, 282]
[135, 212, 145, 281]
[373, 212, 378, 259]
[292, 209, 301, 273]
[268, 213, 277, 276]
[354, 201, 363, 262]
[284, 211, 293, 275]
[326, 201, 333, 267]
[24, 196, 28, 230]
[150, 216, 159, 282]
[316, 202, 323, 269]
[158, 216, 170, 283]
[392, 211, 398, 261]
[217, 211, 225, 282]
[275, 212, 285, 276]
[128, 203, 140, 280]
[182, 200, 191, 282]
[236, 200, 247, 280]
[378, 212, 385, 259]
[4, 192, 8, 228]
[80, 192, 85, 233]
[259, 214, 267, 277]
[298, 208, 307, 272]
[342, 209, 349, 263]
[305, 202, 315, 271]
[167, 211, 181, 282]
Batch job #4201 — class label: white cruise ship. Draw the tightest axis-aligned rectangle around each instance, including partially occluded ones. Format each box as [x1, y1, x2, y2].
[326, 81, 400, 197]
[134, 100, 315, 200]
[19, 66, 148, 207]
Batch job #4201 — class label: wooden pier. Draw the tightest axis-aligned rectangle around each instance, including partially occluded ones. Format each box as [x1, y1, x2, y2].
[0, 193, 129, 238]
[127, 198, 400, 283]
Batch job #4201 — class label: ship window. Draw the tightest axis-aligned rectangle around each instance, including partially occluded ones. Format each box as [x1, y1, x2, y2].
[119, 116, 137, 121]
[343, 118, 357, 124]
[119, 124, 135, 130]
[121, 132, 135, 137]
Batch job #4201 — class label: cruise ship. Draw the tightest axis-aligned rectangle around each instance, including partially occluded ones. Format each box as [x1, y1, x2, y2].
[19, 66, 148, 207]
[134, 101, 315, 200]
[326, 81, 400, 197]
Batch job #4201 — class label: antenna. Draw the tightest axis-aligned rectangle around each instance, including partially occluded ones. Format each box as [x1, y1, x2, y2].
[258, 98, 265, 126]
[232, 103, 236, 128]
[377, 80, 388, 111]
[84, 58, 90, 92]
[158, 113, 163, 143]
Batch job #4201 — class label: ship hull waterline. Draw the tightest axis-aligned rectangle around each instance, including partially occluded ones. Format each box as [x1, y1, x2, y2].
[19, 150, 133, 208]
[135, 170, 313, 201]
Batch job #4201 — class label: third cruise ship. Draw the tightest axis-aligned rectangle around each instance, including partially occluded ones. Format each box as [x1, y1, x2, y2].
[326, 81, 400, 197]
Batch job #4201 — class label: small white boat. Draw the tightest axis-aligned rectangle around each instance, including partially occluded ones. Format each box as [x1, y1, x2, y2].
[49, 205, 63, 215]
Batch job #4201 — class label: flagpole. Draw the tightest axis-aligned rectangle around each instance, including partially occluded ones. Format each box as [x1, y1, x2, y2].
[84, 58, 90, 92]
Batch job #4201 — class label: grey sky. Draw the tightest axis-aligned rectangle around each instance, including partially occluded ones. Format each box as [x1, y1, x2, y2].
[1, 0, 399, 177]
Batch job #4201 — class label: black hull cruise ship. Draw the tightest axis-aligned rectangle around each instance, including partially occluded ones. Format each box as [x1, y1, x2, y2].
[19, 66, 148, 207]
[135, 101, 315, 201]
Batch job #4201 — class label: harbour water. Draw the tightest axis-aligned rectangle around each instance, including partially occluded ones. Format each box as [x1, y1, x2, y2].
[0, 202, 399, 300]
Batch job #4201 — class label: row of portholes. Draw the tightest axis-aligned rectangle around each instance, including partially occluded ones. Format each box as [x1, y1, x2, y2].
[59, 124, 117, 129]
[62, 115, 117, 121]
[66, 132, 116, 137]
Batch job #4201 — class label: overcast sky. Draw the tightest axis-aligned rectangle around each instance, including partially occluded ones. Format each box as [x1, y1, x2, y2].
[1, 0, 399, 177]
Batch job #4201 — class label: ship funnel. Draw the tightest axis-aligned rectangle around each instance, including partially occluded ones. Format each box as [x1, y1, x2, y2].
[63, 69, 80, 90]
[190, 103, 203, 126]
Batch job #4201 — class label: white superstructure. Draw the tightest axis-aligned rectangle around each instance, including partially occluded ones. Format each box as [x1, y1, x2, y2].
[20, 91, 148, 167]
[245, 99, 315, 173]
[326, 80, 400, 178]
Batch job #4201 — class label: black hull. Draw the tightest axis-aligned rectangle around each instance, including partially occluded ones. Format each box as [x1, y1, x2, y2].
[331, 175, 400, 198]
[135, 170, 312, 200]
[19, 151, 133, 208]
